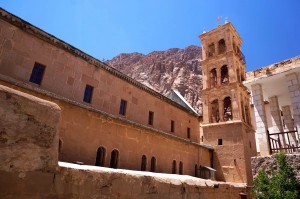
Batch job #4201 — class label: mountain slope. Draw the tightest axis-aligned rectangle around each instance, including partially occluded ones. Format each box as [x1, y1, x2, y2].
[106, 45, 203, 114]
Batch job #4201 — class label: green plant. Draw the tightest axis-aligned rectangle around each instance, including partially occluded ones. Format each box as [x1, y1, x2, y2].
[253, 152, 300, 199]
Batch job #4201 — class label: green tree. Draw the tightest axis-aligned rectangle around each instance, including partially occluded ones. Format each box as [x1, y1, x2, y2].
[253, 152, 300, 199]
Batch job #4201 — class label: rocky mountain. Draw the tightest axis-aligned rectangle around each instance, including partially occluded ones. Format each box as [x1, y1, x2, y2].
[106, 45, 203, 114]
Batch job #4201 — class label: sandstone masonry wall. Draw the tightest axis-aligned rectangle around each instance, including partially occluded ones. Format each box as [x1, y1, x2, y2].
[0, 84, 252, 199]
[0, 9, 200, 142]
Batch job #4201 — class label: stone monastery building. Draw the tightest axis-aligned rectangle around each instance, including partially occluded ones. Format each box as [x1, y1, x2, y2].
[0, 7, 299, 189]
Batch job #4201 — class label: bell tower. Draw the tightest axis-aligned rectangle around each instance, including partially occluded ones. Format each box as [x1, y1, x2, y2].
[199, 22, 257, 184]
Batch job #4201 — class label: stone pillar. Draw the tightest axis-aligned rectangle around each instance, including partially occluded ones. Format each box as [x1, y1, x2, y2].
[230, 89, 240, 120]
[269, 96, 284, 132]
[251, 84, 270, 156]
[217, 68, 221, 86]
[285, 73, 300, 133]
[282, 105, 295, 131]
[282, 105, 298, 146]
[269, 96, 286, 147]
[202, 96, 209, 123]
[219, 99, 224, 122]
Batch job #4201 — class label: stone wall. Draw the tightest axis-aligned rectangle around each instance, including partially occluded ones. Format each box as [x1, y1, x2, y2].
[0, 84, 252, 199]
[251, 154, 300, 181]
[0, 78, 212, 176]
[0, 8, 200, 142]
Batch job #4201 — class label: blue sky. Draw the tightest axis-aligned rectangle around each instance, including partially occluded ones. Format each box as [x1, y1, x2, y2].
[1, 0, 300, 71]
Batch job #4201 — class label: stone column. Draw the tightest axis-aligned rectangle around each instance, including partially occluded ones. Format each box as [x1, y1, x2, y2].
[230, 88, 240, 120]
[202, 95, 209, 123]
[251, 84, 270, 156]
[217, 68, 221, 86]
[269, 96, 284, 132]
[269, 96, 286, 147]
[285, 73, 300, 133]
[282, 105, 298, 146]
[282, 105, 295, 131]
[219, 99, 224, 122]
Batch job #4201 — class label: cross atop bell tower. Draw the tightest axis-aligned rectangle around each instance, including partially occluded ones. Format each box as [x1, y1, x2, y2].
[199, 22, 257, 185]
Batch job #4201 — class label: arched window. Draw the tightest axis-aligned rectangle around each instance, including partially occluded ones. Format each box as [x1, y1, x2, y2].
[179, 161, 183, 175]
[221, 65, 229, 85]
[141, 155, 147, 171]
[208, 43, 215, 57]
[218, 39, 226, 54]
[110, 149, 119, 169]
[210, 99, 219, 123]
[172, 160, 177, 174]
[195, 164, 198, 177]
[95, 146, 106, 166]
[210, 68, 217, 88]
[150, 157, 156, 172]
[223, 97, 232, 121]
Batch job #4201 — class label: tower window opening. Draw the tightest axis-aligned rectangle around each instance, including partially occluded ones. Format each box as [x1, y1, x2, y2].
[95, 147, 106, 167]
[221, 65, 229, 85]
[210, 99, 219, 123]
[208, 43, 215, 57]
[187, 127, 191, 139]
[141, 155, 147, 171]
[223, 97, 232, 121]
[148, 111, 154, 125]
[218, 39, 226, 54]
[210, 68, 217, 88]
[218, 139, 223, 145]
[171, 120, 175, 133]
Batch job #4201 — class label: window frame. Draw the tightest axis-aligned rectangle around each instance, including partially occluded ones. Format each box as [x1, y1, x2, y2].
[29, 62, 46, 85]
[119, 99, 127, 116]
[83, 84, 94, 103]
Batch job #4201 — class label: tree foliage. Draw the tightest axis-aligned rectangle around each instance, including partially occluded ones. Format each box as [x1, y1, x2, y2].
[253, 152, 300, 199]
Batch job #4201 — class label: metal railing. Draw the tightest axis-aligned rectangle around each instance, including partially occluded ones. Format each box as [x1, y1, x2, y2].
[267, 130, 300, 154]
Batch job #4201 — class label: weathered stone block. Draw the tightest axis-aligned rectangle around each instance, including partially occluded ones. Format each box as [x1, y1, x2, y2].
[0, 85, 61, 172]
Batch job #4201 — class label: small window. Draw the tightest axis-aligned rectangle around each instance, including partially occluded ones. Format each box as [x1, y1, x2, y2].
[187, 128, 190, 139]
[171, 120, 175, 133]
[29, 62, 46, 85]
[141, 155, 147, 171]
[218, 139, 223, 145]
[201, 136, 204, 142]
[150, 157, 156, 172]
[148, 111, 154, 125]
[172, 160, 177, 174]
[249, 141, 251, 148]
[95, 147, 106, 166]
[195, 164, 198, 177]
[110, 149, 119, 169]
[83, 85, 94, 103]
[119, 99, 127, 115]
[179, 161, 183, 175]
